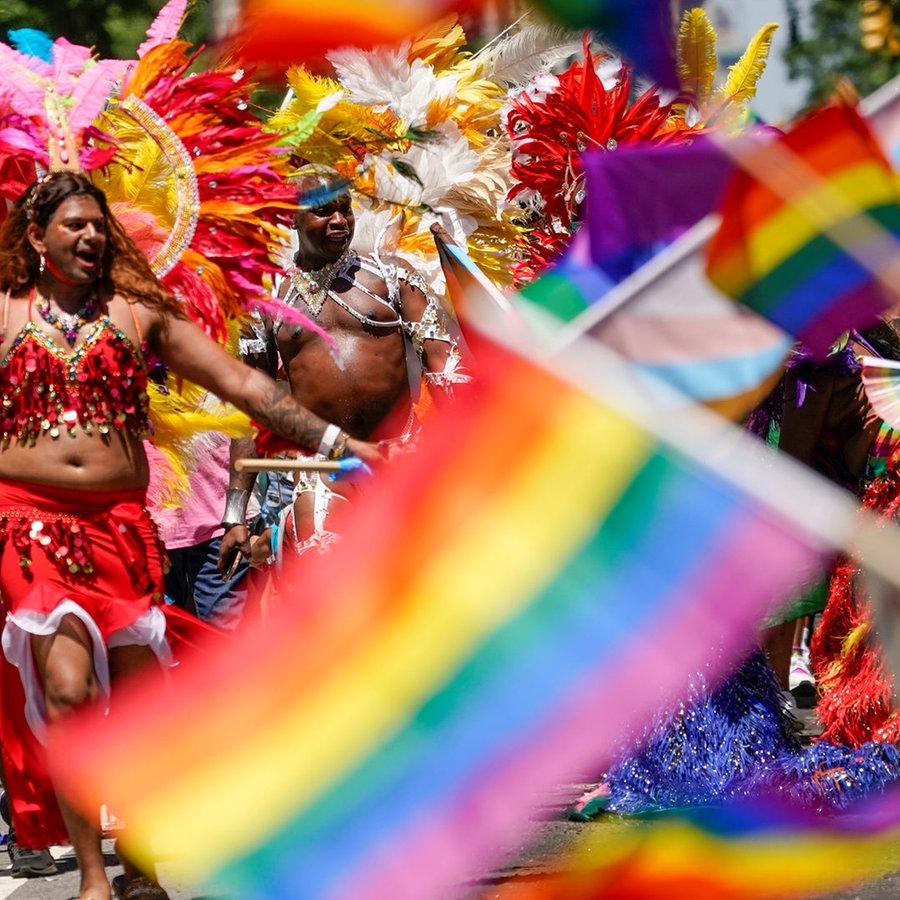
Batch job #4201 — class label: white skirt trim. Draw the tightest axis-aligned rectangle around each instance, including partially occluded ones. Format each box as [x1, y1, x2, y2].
[1, 600, 171, 744]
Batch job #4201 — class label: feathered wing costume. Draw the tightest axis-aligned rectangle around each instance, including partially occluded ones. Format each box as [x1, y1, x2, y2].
[0, 0, 306, 506]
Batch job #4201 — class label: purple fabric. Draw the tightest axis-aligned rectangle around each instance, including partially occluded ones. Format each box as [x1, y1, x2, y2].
[583, 138, 734, 266]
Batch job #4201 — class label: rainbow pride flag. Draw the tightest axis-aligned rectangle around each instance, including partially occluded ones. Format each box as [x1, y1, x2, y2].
[489, 790, 900, 900]
[231, 0, 483, 72]
[705, 102, 900, 356]
[51, 334, 843, 899]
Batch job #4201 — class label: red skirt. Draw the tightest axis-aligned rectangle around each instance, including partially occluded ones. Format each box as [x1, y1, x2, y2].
[0, 481, 170, 848]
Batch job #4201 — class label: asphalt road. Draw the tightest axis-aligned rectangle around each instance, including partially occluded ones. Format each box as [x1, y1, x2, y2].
[3, 708, 898, 899]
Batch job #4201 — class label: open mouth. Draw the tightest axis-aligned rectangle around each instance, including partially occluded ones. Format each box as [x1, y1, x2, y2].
[75, 249, 101, 270]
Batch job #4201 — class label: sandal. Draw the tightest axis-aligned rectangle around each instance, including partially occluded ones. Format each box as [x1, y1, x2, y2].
[112, 874, 171, 900]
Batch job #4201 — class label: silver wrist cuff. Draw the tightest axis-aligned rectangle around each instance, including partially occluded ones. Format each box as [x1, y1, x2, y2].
[221, 488, 250, 528]
[317, 423, 342, 457]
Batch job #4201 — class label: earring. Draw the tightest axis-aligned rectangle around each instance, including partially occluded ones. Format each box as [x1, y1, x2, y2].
[39, 253, 45, 274]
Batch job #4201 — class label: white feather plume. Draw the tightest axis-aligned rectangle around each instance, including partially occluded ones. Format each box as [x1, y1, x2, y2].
[328, 44, 458, 129]
[472, 21, 582, 87]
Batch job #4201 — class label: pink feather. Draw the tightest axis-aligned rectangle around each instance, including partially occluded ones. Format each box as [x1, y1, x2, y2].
[50, 37, 93, 84]
[137, 0, 189, 58]
[0, 124, 45, 156]
[68, 59, 130, 132]
[0, 44, 49, 114]
[248, 296, 337, 348]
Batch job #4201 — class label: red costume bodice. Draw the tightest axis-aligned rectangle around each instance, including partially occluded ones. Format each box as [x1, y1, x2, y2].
[0, 318, 152, 448]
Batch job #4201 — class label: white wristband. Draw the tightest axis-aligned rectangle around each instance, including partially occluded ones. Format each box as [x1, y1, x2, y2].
[317, 423, 342, 456]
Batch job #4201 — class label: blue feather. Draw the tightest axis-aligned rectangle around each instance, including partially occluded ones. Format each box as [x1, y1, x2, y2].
[7, 28, 54, 64]
[294, 177, 353, 212]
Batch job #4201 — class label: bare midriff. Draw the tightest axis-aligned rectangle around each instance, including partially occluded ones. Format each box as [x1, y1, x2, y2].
[0, 430, 150, 492]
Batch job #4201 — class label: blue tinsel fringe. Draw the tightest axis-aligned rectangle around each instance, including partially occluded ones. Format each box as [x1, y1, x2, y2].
[602, 651, 900, 814]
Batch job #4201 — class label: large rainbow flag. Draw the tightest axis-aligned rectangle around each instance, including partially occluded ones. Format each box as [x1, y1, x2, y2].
[705, 101, 900, 356]
[51, 332, 870, 900]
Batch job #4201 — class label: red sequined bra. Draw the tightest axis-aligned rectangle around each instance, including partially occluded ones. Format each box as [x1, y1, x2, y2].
[1, 317, 152, 448]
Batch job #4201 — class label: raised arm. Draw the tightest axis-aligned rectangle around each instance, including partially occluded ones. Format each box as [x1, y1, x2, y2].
[154, 310, 381, 466]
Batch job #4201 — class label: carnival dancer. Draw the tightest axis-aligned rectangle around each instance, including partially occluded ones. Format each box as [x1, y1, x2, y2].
[807, 323, 900, 746]
[0, 171, 382, 900]
[218, 167, 468, 581]
[571, 323, 900, 821]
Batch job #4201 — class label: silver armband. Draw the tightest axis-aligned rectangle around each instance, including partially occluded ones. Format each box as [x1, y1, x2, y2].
[221, 488, 250, 529]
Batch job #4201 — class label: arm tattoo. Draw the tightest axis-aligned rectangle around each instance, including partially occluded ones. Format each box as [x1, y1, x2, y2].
[251, 380, 327, 453]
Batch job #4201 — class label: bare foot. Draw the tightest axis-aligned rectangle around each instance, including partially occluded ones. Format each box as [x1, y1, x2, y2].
[79, 875, 112, 900]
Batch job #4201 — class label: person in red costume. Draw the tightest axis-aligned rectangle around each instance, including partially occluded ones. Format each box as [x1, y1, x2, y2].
[0, 171, 381, 900]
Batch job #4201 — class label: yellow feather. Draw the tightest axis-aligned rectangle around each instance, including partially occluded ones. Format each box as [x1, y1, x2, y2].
[409, 15, 467, 71]
[716, 22, 779, 107]
[268, 69, 343, 137]
[677, 8, 717, 106]
[841, 622, 871, 657]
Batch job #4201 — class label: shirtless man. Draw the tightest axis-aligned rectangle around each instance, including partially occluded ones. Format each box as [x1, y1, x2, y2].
[218, 167, 467, 569]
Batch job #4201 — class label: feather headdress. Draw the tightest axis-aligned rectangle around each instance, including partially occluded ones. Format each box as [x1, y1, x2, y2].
[503, 34, 697, 283]
[269, 15, 582, 292]
[674, 7, 778, 131]
[502, 7, 780, 284]
[0, 0, 305, 502]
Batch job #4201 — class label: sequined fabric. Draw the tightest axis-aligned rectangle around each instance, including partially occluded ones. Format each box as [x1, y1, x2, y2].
[0, 484, 168, 590]
[0, 318, 152, 448]
[0, 509, 92, 574]
[0, 481, 167, 610]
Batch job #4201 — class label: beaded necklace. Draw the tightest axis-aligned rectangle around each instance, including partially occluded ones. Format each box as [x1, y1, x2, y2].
[287, 250, 352, 316]
[32, 286, 99, 346]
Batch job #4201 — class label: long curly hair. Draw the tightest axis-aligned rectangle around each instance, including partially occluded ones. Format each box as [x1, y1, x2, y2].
[0, 171, 185, 320]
